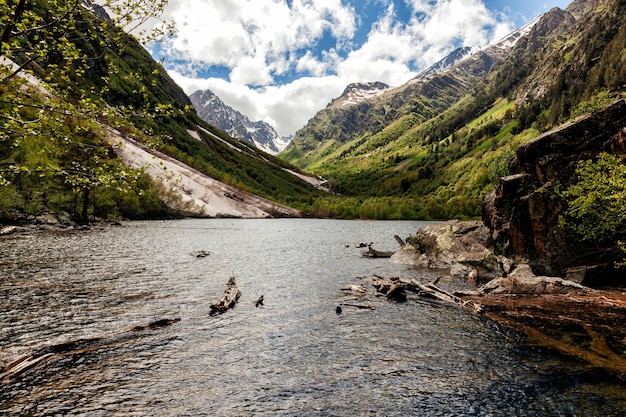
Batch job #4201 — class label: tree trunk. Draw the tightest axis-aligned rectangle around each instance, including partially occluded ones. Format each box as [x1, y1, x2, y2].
[81, 187, 89, 224]
[1, 0, 27, 45]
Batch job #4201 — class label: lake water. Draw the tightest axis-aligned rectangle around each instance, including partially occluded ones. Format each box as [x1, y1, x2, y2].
[1, 219, 625, 416]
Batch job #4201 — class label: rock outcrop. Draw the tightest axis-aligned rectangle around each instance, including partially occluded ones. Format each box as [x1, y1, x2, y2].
[392, 220, 512, 284]
[473, 264, 587, 295]
[483, 100, 626, 285]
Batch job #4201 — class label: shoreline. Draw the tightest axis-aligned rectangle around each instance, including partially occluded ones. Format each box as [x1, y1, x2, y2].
[388, 220, 626, 380]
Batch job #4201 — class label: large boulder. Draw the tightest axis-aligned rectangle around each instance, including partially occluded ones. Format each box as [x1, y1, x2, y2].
[392, 220, 510, 283]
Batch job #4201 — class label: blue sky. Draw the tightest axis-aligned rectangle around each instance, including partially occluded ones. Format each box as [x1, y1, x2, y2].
[152, 0, 573, 137]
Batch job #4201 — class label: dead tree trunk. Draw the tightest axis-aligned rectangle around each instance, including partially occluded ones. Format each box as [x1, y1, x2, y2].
[362, 247, 395, 258]
[410, 279, 483, 313]
[394, 235, 406, 247]
[371, 276, 482, 312]
[210, 275, 242, 315]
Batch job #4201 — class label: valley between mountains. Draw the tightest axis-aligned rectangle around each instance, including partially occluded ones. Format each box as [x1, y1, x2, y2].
[1, 0, 626, 281]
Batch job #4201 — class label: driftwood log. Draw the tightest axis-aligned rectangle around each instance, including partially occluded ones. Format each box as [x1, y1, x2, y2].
[361, 247, 395, 258]
[464, 292, 626, 380]
[370, 274, 626, 380]
[410, 279, 483, 313]
[371, 276, 483, 312]
[210, 275, 242, 315]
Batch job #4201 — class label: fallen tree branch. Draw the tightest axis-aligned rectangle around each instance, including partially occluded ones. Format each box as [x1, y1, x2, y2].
[410, 279, 483, 313]
[210, 275, 242, 315]
[371, 276, 483, 312]
[361, 247, 395, 258]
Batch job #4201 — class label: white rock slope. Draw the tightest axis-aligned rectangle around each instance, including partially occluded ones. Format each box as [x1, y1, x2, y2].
[109, 128, 301, 218]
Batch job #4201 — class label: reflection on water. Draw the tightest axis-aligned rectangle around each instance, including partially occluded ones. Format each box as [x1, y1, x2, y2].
[1, 219, 625, 416]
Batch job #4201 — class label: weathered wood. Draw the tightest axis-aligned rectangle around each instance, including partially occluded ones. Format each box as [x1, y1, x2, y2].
[361, 247, 395, 258]
[210, 275, 242, 315]
[0, 317, 181, 385]
[394, 235, 406, 247]
[372, 276, 418, 294]
[0, 353, 55, 381]
[464, 292, 626, 380]
[340, 284, 368, 294]
[410, 279, 483, 313]
[255, 295, 264, 307]
[371, 276, 482, 312]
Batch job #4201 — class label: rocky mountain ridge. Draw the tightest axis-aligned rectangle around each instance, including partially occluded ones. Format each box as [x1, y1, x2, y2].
[279, 0, 625, 221]
[327, 81, 390, 108]
[408, 46, 474, 83]
[189, 89, 290, 155]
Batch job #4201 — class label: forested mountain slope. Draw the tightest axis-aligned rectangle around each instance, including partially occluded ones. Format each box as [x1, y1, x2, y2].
[281, 0, 626, 220]
[0, 0, 323, 223]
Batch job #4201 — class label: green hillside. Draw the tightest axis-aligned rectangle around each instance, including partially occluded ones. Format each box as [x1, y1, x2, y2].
[281, 0, 626, 220]
[0, 0, 323, 223]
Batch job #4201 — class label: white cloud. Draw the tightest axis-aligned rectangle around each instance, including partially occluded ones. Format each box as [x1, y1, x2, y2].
[161, 0, 356, 85]
[156, 0, 517, 137]
[169, 69, 346, 137]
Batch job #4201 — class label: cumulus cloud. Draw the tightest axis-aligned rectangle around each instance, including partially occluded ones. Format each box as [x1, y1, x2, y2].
[156, 0, 518, 137]
[160, 0, 356, 85]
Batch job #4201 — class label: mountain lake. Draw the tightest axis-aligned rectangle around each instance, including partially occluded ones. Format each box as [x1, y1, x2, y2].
[1, 218, 625, 415]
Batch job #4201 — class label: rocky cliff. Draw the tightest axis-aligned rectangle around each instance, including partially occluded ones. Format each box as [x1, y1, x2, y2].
[483, 100, 626, 284]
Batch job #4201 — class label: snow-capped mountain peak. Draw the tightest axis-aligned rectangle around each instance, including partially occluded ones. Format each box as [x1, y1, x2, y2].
[408, 17, 540, 85]
[409, 46, 474, 83]
[189, 89, 290, 155]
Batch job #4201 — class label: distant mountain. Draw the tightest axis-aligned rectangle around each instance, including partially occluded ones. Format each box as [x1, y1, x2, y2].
[327, 81, 390, 108]
[327, 47, 481, 111]
[282, 23, 535, 160]
[282, 7, 544, 160]
[190, 89, 290, 155]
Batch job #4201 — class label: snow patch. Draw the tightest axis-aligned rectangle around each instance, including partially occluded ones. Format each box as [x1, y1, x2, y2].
[282, 169, 331, 192]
